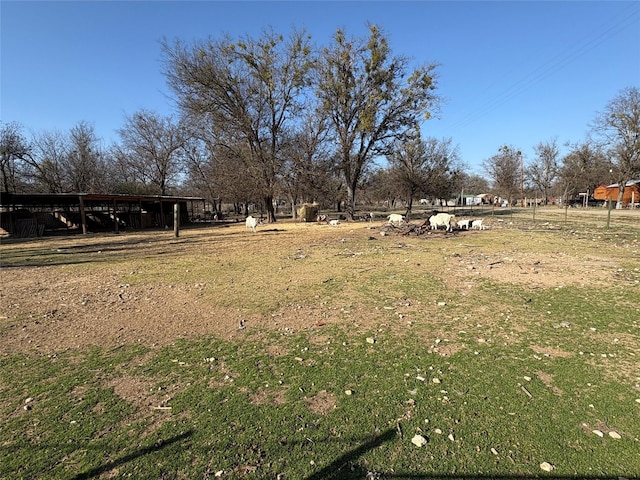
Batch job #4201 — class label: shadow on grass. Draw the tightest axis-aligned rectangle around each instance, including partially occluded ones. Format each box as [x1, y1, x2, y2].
[304, 428, 396, 480]
[304, 428, 638, 480]
[71, 430, 193, 480]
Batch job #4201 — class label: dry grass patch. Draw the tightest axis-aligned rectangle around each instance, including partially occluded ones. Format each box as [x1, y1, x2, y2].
[304, 389, 336, 415]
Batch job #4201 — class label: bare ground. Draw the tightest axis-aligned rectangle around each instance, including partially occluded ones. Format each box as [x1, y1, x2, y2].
[0, 215, 631, 356]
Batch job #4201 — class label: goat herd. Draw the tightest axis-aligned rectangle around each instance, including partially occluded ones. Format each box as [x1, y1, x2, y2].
[245, 211, 486, 234]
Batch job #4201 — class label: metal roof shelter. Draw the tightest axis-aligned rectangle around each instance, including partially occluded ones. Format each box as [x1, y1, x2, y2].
[1, 192, 206, 237]
[593, 180, 640, 207]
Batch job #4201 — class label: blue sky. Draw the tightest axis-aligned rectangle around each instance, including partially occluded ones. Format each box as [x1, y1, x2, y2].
[2, 1, 639, 175]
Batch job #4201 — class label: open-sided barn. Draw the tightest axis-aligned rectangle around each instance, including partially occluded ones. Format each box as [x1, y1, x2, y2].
[0, 192, 206, 237]
[593, 180, 640, 207]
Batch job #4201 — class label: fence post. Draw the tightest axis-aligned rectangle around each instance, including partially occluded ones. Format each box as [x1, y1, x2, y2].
[174, 203, 180, 238]
[606, 199, 612, 229]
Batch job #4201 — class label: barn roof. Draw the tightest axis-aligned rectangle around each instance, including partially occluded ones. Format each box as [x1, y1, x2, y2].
[603, 179, 640, 188]
[1, 192, 205, 209]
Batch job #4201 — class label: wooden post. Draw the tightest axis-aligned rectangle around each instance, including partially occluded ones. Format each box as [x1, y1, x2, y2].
[139, 199, 143, 230]
[113, 199, 119, 234]
[174, 203, 180, 238]
[607, 199, 612, 229]
[79, 195, 88, 234]
[532, 198, 536, 224]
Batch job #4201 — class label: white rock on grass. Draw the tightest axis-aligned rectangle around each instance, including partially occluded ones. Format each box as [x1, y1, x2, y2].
[608, 431, 621, 439]
[592, 430, 604, 437]
[411, 434, 428, 447]
[539, 462, 555, 472]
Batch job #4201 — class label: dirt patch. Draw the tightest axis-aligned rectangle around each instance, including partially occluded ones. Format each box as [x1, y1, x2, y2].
[531, 345, 573, 359]
[450, 251, 616, 288]
[108, 375, 162, 408]
[0, 267, 249, 354]
[250, 387, 288, 406]
[429, 342, 465, 356]
[535, 370, 564, 396]
[304, 389, 336, 415]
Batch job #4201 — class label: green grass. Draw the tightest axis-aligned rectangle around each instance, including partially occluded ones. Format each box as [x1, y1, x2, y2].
[3, 325, 638, 479]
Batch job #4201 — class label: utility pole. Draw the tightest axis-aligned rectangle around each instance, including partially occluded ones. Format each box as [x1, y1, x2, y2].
[519, 150, 524, 207]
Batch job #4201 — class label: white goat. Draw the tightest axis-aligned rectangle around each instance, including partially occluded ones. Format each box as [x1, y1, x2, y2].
[429, 213, 455, 232]
[245, 215, 258, 233]
[387, 213, 404, 225]
[471, 219, 485, 230]
[329, 219, 340, 226]
[457, 219, 471, 230]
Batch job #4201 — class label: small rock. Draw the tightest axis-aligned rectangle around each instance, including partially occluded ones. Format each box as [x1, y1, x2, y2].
[411, 434, 428, 447]
[437, 301, 446, 306]
[366, 337, 376, 344]
[434, 428, 442, 434]
[416, 375, 425, 382]
[432, 378, 441, 384]
[539, 462, 554, 472]
[448, 433, 455, 441]
[345, 389, 353, 396]
[523, 376, 531, 382]
[608, 431, 621, 439]
[25, 397, 33, 404]
[491, 447, 499, 456]
[592, 429, 604, 437]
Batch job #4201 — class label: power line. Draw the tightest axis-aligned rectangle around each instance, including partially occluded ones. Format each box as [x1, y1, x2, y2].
[447, 3, 640, 132]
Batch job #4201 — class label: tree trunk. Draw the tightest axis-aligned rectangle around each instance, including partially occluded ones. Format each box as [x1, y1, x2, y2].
[346, 183, 357, 220]
[264, 195, 277, 222]
[405, 198, 414, 219]
[617, 183, 626, 209]
[289, 194, 297, 220]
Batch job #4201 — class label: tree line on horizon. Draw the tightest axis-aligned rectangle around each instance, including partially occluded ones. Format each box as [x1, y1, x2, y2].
[1, 26, 639, 219]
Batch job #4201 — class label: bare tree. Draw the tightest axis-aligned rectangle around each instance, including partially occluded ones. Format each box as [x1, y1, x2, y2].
[115, 110, 185, 195]
[162, 28, 315, 222]
[317, 24, 441, 220]
[527, 138, 560, 204]
[483, 145, 522, 205]
[459, 172, 490, 197]
[590, 86, 640, 207]
[386, 130, 427, 217]
[0, 122, 31, 193]
[67, 121, 107, 192]
[421, 137, 463, 205]
[387, 130, 461, 218]
[557, 142, 611, 205]
[26, 129, 69, 193]
[279, 108, 334, 218]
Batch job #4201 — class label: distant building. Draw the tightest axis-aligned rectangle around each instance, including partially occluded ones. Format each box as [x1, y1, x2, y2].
[593, 180, 640, 207]
[461, 194, 486, 206]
